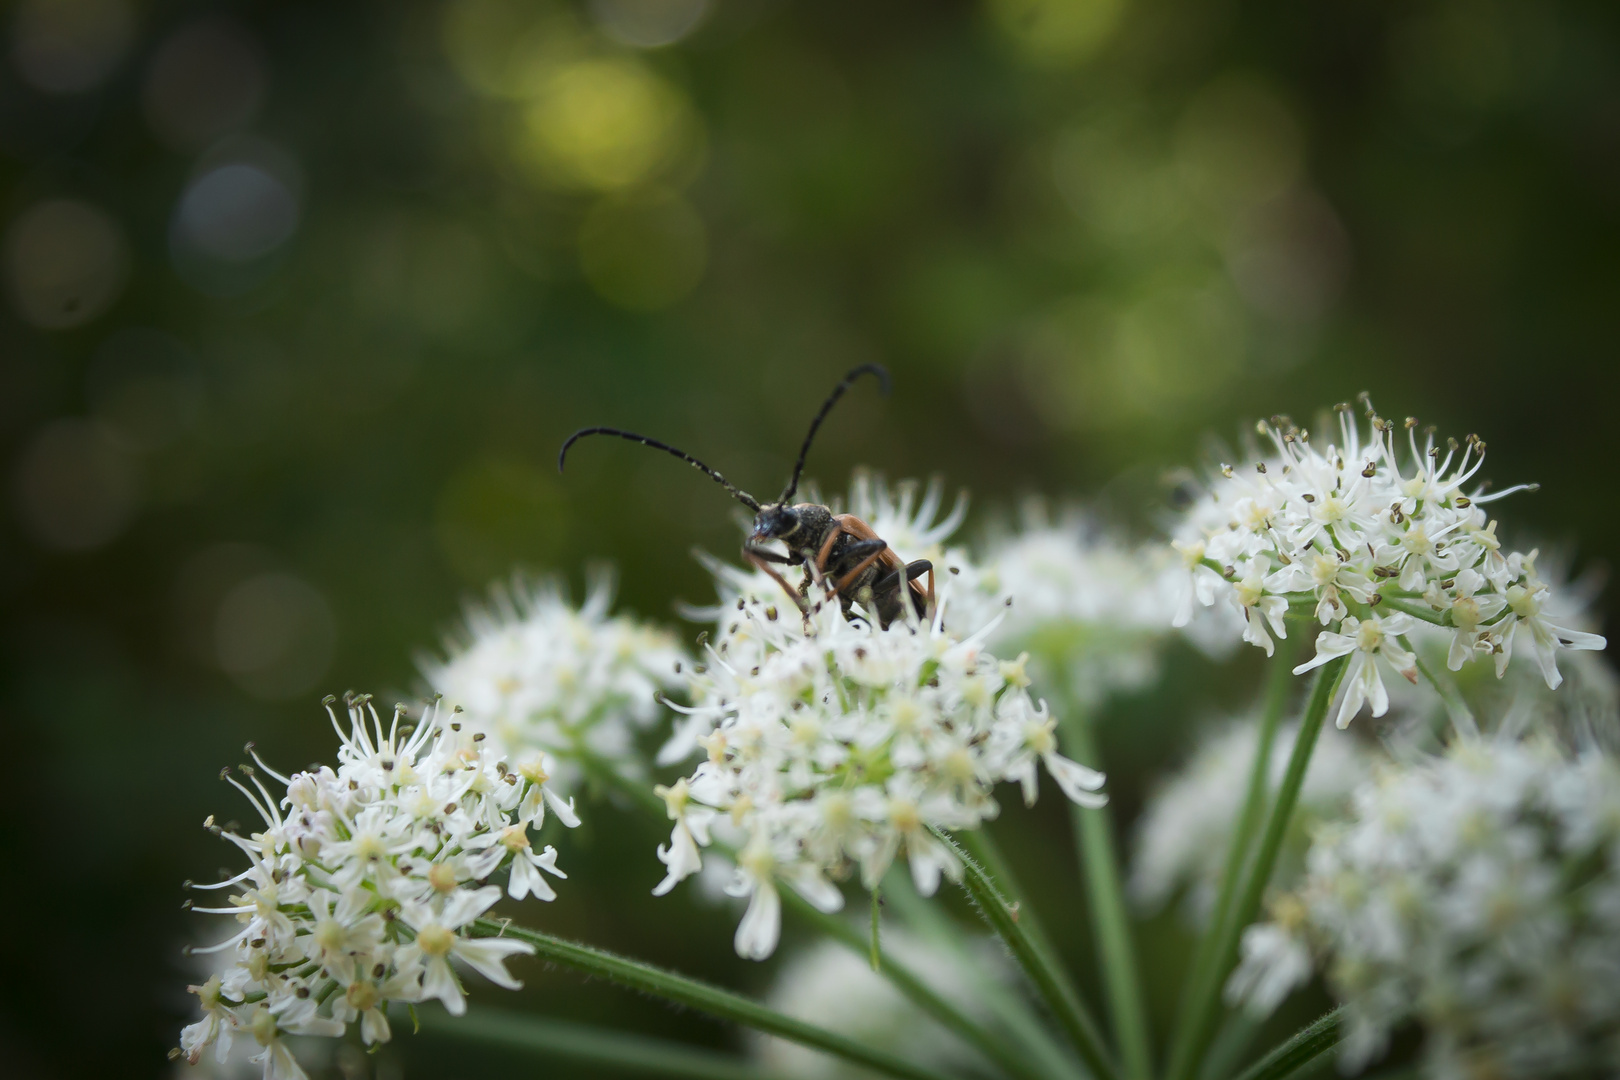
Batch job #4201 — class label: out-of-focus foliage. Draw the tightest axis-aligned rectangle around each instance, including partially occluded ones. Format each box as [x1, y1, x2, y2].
[2, 1, 1616, 1077]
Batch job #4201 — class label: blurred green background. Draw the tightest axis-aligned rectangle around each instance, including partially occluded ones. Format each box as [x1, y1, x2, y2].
[3, 0, 1617, 1076]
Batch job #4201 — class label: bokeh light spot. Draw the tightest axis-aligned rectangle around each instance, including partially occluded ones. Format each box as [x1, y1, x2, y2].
[11, 0, 135, 94]
[518, 58, 699, 190]
[172, 162, 299, 265]
[442, 0, 585, 99]
[1174, 75, 1303, 215]
[435, 457, 570, 585]
[579, 191, 707, 310]
[213, 572, 335, 700]
[3, 198, 129, 329]
[141, 17, 267, 151]
[987, 0, 1125, 67]
[588, 0, 711, 49]
[11, 418, 138, 550]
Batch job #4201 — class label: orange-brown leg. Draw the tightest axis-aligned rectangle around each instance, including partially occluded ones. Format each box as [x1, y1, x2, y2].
[816, 544, 894, 612]
[814, 525, 842, 577]
[746, 547, 808, 613]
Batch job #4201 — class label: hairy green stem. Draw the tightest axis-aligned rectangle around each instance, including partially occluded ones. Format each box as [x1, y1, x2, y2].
[780, 888, 1050, 1080]
[1058, 712, 1152, 1080]
[420, 1005, 787, 1080]
[1229, 1009, 1342, 1080]
[935, 829, 1117, 1080]
[1165, 656, 1348, 1080]
[882, 870, 1085, 1080]
[470, 919, 954, 1080]
[1172, 648, 1297, 1078]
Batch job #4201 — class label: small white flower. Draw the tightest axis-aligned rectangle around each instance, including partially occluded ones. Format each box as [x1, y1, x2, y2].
[1294, 613, 1419, 729]
[398, 886, 532, 1016]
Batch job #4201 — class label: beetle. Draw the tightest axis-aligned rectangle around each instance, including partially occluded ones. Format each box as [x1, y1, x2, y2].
[557, 363, 934, 628]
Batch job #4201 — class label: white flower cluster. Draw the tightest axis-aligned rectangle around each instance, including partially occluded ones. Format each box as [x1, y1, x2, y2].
[654, 591, 1106, 961]
[1227, 737, 1620, 1077]
[1129, 716, 1372, 925]
[958, 504, 1195, 704]
[1171, 401, 1605, 728]
[423, 573, 686, 789]
[178, 697, 577, 1080]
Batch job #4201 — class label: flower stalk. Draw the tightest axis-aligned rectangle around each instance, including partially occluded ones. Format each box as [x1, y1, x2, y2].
[935, 829, 1117, 1080]
[469, 919, 957, 1080]
[1165, 656, 1349, 1080]
[1057, 710, 1153, 1080]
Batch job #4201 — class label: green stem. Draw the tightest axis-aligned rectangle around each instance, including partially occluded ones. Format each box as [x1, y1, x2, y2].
[1058, 713, 1152, 1080]
[934, 829, 1117, 1080]
[1373, 595, 1446, 627]
[419, 1005, 789, 1080]
[870, 885, 883, 971]
[882, 870, 1085, 1080]
[470, 919, 955, 1080]
[578, 750, 1038, 1080]
[1405, 638, 1478, 739]
[1229, 1008, 1342, 1080]
[778, 887, 1049, 1080]
[1172, 648, 1297, 1078]
[1165, 656, 1348, 1080]
[955, 829, 1072, 991]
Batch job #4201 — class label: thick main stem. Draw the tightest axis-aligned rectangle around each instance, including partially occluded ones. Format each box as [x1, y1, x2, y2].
[471, 919, 955, 1080]
[1166, 656, 1348, 1080]
[1058, 711, 1152, 1080]
[1170, 649, 1296, 1078]
[935, 829, 1117, 1080]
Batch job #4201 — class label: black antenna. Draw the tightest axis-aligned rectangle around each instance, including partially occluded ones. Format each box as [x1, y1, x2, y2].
[558, 427, 761, 511]
[780, 363, 891, 504]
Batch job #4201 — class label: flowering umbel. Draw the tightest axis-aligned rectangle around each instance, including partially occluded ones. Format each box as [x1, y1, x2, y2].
[654, 571, 1106, 961]
[1171, 401, 1605, 727]
[176, 696, 575, 1079]
[423, 572, 686, 789]
[1226, 736, 1620, 1077]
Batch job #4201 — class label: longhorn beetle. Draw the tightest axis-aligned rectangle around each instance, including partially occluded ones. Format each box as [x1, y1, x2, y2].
[557, 364, 935, 628]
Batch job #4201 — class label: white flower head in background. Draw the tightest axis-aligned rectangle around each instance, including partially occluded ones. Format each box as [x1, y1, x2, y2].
[655, 563, 1106, 961]
[1170, 400, 1605, 727]
[1129, 715, 1373, 926]
[175, 695, 573, 1078]
[423, 571, 686, 791]
[1226, 735, 1620, 1077]
[962, 501, 1194, 705]
[751, 929, 1007, 1079]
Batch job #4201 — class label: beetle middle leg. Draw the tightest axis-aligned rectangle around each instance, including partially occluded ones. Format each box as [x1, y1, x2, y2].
[824, 539, 890, 603]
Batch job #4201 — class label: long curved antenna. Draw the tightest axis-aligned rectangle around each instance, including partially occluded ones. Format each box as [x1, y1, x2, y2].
[780, 363, 891, 504]
[559, 427, 761, 511]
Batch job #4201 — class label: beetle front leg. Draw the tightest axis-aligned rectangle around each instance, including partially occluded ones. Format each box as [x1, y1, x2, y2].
[745, 543, 808, 614]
